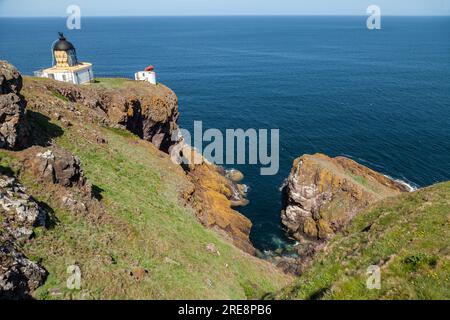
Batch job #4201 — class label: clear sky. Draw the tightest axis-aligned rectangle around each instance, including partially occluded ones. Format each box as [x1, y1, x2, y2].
[0, 0, 449, 17]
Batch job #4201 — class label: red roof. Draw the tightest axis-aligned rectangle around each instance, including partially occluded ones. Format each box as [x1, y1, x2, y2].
[145, 66, 154, 72]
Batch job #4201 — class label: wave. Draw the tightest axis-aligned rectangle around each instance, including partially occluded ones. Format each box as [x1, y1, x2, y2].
[279, 178, 288, 192]
[384, 175, 418, 192]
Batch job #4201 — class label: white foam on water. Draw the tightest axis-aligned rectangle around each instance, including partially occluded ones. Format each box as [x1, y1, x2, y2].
[384, 175, 418, 192]
[279, 178, 288, 192]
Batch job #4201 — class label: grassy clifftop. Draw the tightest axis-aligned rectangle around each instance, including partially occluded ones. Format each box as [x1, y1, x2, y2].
[276, 182, 450, 299]
[0, 76, 292, 299]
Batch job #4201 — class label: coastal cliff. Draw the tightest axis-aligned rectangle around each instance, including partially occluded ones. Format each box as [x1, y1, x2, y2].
[23, 76, 179, 152]
[22, 75, 256, 254]
[282, 153, 408, 243]
[276, 181, 450, 299]
[2, 60, 449, 300]
[179, 145, 254, 254]
[0, 62, 30, 149]
[0, 61, 290, 299]
[273, 153, 450, 299]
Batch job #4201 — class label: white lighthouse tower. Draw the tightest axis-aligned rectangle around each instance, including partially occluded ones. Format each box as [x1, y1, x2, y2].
[135, 65, 157, 85]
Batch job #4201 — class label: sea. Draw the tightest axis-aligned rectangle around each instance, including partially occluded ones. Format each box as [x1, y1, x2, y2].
[1, 16, 449, 251]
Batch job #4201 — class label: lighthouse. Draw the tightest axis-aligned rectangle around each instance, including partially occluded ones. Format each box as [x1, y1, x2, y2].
[35, 32, 94, 85]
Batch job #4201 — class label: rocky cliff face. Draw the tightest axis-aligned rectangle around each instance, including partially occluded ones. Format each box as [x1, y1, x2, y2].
[276, 182, 450, 299]
[0, 62, 260, 299]
[282, 153, 409, 244]
[21, 74, 255, 254]
[0, 174, 48, 299]
[24, 77, 179, 152]
[178, 144, 255, 254]
[0, 64, 290, 298]
[0, 61, 30, 149]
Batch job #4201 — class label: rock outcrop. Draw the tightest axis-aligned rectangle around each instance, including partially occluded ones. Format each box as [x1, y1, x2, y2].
[0, 174, 47, 299]
[0, 61, 29, 149]
[21, 146, 105, 221]
[0, 175, 47, 241]
[24, 78, 179, 152]
[23, 77, 254, 253]
[0, 243, 47, 300]
[27, 147, 89, 189]
[276, 182, 450, 299]
[282, 154, 409, 244]
[178, 144, 255, 254]
[23, 76, 256, 254]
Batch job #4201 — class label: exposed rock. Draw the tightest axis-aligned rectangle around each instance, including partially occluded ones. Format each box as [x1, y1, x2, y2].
[0, 61, 22, 94]
[0, 175, 47, 241]
[0, 242, 47, 300]
[274, 256, 303, 275]
[28, 147, 89, 190]
[22, 77, 255, 255]
[282, 154, 408, 243]
[178, 144, 255, 254]
[23, 78, 179, 152]
[61, 196, 88, 214]
[0, 61, 30, 149]
[187, 163, 254, 254]
[21, 146, 106, 221]
[0, 174, 48, 299]
[227, 169, 244, 183]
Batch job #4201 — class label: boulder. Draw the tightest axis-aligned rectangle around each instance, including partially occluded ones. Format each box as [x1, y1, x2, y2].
[0, 174, 48, 299]
[226, 169, 244, 182]
[0, 61, 22, 94]
[29, 147, 89, 189]
[0, 61, 29, 149]
[0, 242, 47, 300]
[0, 175, 47, 241]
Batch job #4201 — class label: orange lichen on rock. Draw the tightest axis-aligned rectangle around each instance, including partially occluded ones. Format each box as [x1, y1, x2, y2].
[282, 153, 409, 243]
[180, 145, 255, 254]
[23, 77, 179, 152]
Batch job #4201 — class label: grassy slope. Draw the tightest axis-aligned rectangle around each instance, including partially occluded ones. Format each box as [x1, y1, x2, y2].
[0, 101, 291, 299]
[276, 183, 450, 300]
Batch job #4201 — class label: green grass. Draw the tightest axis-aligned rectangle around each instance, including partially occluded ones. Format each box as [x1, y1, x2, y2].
[50, 89, 70, 102]
[91, 78, 132, 89]
[5, 119, 290, 300]
[105, 126, 137, 138]
[276, 183, 450, 300]
[348, 173, 369, 188]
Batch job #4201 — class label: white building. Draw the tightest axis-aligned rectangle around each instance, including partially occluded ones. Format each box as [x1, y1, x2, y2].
[135, 66, 157, 85]
[35, 32, 94, 85]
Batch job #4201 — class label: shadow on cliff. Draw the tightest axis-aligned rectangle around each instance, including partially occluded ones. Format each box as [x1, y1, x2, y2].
[0, 165, 15, 177]
[27, 111, 64, 147]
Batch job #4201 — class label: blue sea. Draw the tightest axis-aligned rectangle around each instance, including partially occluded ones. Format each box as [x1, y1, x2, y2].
[1, 16, 450, 251]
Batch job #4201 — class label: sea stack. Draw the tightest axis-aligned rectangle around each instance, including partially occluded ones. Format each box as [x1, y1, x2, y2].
[281, 153, 409, 243]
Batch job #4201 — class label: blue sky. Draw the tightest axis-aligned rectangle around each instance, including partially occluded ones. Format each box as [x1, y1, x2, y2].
[0, 0, 449, 17]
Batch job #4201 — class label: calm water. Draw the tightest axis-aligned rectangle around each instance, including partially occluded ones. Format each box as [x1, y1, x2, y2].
[1, 16, 450, 251]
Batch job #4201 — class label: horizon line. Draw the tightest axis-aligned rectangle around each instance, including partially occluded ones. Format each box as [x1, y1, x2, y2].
[1, 14, 450, 18]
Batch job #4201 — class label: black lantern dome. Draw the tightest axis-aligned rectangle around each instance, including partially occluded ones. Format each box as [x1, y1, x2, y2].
[53, 33, 75, 51]
[52, 32, 79, 67]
